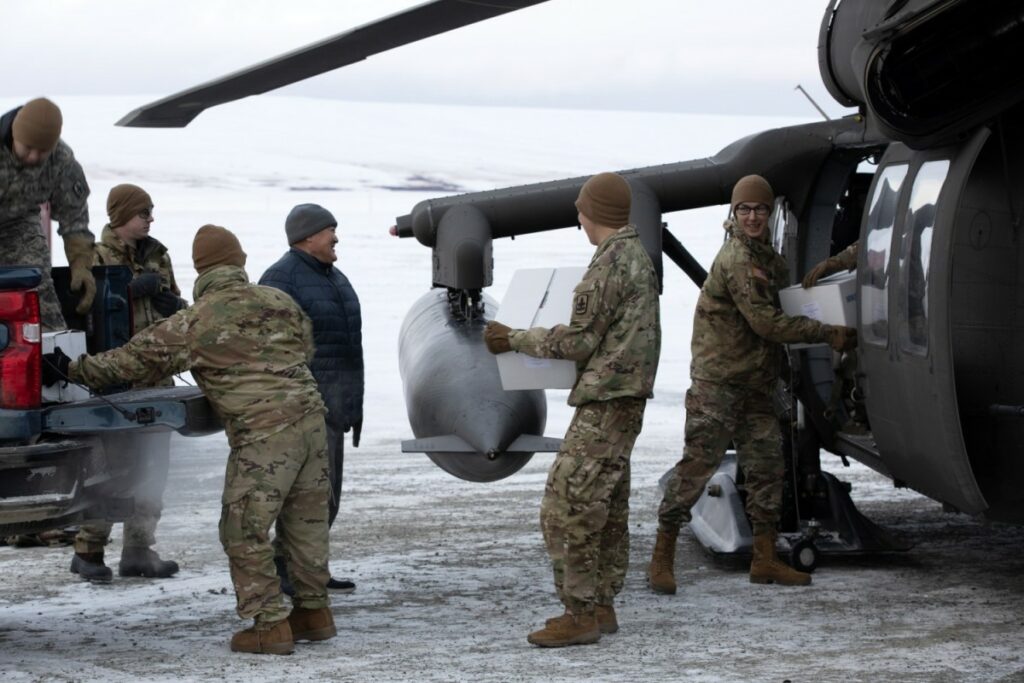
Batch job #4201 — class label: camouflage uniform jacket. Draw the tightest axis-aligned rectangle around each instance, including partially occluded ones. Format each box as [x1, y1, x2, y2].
[509, 225, 661, 406]
[70, 265, 325, 447]
[94, 225, 182, 335]
[0, 106, 91, 238]
[691, 220, 828, 388]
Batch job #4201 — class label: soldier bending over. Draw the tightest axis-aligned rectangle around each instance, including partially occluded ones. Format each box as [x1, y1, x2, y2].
[44, 225, 334, 655]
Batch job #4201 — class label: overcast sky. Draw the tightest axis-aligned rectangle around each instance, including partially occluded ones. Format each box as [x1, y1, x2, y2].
[6, 0, 852, 118]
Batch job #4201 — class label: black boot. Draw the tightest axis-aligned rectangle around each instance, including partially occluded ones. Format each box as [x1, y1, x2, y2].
[119, 547, 179, 578]
[274, 555, 295, 597]
[70, 552, 113, 583]
[327, 577, 356, 593]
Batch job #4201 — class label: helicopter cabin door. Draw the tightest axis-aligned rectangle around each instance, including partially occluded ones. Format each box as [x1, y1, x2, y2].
[856, 129, 989, 514]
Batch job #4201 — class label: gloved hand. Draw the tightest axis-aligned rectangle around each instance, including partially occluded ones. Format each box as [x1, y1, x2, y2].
[151, 290, 188, 317]
[483, 321, 512, 354]
[64, 233, 97, 315]
[823, 324, 858, 352]
[128, 272, 163, 298]
[802, 255, 847, 289]
[351, 419, 362, 448]
[41, 348, 72, 387]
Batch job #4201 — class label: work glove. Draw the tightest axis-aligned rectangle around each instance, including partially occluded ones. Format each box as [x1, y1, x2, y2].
[351, 419, 362, 448]
[823, 324, 858, 353]
[128, 272, 163, 298]
[41, 348, 72, 387]
[64, 233, 97, 315]
[483, 321, 512, 354]
[802, 255, 845, 289]
[151, 290, 188, 318]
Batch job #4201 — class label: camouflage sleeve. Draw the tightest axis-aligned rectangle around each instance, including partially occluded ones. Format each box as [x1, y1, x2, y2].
[161, 252, 182, 296]
[726, 253, 828, 344]
[49, 145, 92, 239]
[69, 312, 191, 389]
[508, 258, 621, 361]
[835, 241, 859, 271]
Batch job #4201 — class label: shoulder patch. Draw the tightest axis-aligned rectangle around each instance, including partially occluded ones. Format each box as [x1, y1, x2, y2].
[574, 293, 590, 315]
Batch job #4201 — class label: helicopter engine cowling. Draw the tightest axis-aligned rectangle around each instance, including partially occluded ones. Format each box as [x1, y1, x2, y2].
[820, 0, 1024, 148]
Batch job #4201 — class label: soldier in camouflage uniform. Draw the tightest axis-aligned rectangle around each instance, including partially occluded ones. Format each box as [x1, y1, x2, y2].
[46, 225, 335, 655]
[648, 175, 857, 595]
[70, 184, 188, 583]
[0, 98, 95, 329]
[485, 172, 661, 648]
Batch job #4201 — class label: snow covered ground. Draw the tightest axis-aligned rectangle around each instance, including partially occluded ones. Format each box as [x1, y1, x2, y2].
[1, 96, 1023, 681]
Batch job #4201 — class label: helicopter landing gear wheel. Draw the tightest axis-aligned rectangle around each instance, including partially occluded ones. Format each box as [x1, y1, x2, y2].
[790, 538, 819, 573]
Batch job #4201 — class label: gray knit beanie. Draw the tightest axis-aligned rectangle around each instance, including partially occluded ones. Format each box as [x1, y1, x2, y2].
[286, 203, 337, 245]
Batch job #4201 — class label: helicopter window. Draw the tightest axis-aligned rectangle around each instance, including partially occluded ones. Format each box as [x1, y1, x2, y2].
[860, 163, 908, 346]
[899, 159, 950, 356]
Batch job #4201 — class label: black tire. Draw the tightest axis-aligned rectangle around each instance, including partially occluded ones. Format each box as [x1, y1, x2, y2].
[790, 538, 819, 573]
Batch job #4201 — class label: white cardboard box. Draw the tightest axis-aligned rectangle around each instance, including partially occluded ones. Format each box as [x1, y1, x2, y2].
[42, 330, 91, 403]
[779, 270, 857, 327]
[495, 267, 586, 390]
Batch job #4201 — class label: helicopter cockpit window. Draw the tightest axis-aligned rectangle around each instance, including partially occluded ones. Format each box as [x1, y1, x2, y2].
[860, 164, 909, 346]
[898, 159, 950, 356]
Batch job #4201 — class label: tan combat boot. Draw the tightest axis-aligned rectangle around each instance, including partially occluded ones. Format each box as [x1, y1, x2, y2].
[749, 533, 812, 586]
[288, 606, 337, 642]
[648, 528, 678, 594]
[595, 604, 618, 634]
[546, 605, 616, 633]
[230, 618, 295, 655]
[527, 611, 601, 647]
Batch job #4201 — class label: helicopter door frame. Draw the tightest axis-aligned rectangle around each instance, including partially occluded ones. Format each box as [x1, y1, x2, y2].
[857, 128, 990, 514]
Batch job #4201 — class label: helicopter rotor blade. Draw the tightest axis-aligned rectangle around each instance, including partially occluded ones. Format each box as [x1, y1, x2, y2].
[117, 0, 548, 128]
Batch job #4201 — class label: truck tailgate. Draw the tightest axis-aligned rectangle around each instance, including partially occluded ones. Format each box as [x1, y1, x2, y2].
[42, 386, 221, 436]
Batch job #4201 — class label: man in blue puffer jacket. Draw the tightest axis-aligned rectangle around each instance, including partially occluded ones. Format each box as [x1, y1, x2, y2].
[260, 203, 364, 593]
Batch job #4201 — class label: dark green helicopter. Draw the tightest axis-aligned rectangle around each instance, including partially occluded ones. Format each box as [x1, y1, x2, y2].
[119, 0, 1024, 570]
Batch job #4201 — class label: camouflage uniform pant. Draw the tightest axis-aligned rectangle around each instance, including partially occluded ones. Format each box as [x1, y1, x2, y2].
[0, 220, 66, 329]
[74, 431, 171, 554]
[272, 419, 343, 563]
[220, 411, 331, 625]
[658, 379, 783, 536]
[541, 397, 646, 614]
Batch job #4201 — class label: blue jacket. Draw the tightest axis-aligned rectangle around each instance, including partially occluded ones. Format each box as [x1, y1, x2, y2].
[259, 248, 363, 430]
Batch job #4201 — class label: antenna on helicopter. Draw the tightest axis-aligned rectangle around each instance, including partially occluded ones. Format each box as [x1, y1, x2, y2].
[795, 84, 831, 121]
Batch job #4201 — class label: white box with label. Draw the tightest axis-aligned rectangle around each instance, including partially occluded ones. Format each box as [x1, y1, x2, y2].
[42, 330, 91, 403]
[778, 270, 857, 328]
[494, 267, 586, 391]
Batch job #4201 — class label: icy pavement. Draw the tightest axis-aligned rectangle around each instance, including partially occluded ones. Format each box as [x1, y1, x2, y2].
[1, 425, 1023, 683]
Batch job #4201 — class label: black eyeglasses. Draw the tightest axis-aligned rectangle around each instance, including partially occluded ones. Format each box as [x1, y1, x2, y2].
[138, 208, 154, 220]
[735, 204, 770, 217]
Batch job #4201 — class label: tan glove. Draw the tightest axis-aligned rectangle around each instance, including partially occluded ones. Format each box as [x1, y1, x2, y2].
[823, 324, 857, 352]
[64, 233, 96, 315]
[483, 321, 512, 354]
[802, 255, 844, 289]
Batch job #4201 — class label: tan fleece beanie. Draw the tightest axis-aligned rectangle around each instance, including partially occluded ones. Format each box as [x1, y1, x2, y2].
[192, 224, 247, 274]
[731, 175, 774, 211]
[574, 172, 632, 227]
[12, 98, 63, 151]
[107, 184, 153, 228]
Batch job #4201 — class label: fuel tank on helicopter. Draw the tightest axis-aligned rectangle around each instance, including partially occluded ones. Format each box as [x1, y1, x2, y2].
[398, 288, 560, 482]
